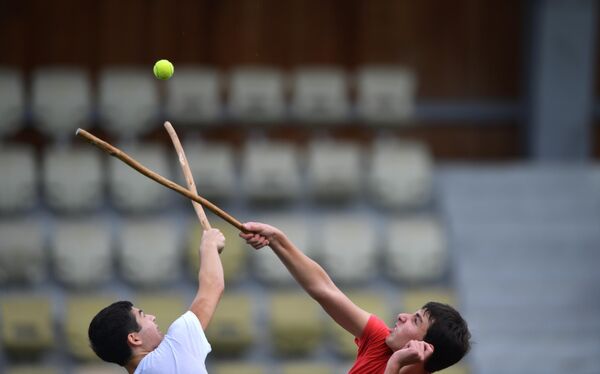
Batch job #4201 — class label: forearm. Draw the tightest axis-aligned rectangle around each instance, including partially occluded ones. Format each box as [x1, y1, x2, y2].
[192, 243, 224, 328]
[269, 234, 336, 299]
[384, 362, 401, 374]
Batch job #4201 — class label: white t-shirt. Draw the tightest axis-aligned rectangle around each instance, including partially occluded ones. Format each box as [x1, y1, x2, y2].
[134, 311, 211, 374]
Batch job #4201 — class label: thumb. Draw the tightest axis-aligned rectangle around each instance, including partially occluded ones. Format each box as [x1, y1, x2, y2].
[242, 222, 260, 232]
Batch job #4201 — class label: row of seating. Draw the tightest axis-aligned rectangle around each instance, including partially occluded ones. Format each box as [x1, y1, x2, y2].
[0, 138, 433, 212]
[0, 288, 457, 361]
[0, 65, 417, 137]
[0, 214, 447, 287]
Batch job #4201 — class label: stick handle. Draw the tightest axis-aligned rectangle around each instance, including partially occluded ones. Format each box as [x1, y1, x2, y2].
[163, 121, 211, 230]
[76, 128, 243, 231]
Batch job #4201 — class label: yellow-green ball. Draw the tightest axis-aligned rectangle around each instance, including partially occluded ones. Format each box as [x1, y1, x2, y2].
[153, 59, 174, 80]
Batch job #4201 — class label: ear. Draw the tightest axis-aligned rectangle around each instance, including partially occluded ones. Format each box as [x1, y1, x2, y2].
[127, 332, 143, 348]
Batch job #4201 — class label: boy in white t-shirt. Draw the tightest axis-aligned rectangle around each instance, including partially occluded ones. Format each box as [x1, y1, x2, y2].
[88, 228, 225, 374]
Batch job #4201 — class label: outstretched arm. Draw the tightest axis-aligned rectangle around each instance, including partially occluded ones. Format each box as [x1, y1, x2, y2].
[190, 228, 225, 329]
[240, 222, 370, 337]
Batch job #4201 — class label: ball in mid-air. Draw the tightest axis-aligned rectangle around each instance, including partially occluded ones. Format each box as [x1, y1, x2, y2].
[153, 59, 174, 80]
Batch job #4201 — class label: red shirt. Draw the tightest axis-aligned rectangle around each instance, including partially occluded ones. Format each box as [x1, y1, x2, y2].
[348, 315, 393, 374]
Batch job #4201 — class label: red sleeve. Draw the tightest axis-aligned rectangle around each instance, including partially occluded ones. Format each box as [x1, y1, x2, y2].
[355, 314, 390, 349]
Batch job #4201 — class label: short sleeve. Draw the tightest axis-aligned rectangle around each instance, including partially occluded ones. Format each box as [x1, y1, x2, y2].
[165, 311, 212, 358]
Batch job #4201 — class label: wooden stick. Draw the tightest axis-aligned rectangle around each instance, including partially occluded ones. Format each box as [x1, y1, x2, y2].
[163, 121, 211, 230]
[75, 128, 244, 231]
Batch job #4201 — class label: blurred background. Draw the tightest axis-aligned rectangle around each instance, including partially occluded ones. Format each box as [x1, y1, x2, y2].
[1, 0, 599, 373]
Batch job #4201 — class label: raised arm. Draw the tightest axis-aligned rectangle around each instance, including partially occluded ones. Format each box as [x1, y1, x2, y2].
[190, 228, 225, 329]
[240, 222, 370, 337]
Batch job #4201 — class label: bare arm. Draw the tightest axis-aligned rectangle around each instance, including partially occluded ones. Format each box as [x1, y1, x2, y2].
[385, 340, 435, 374]
[190, 228, 225, 329]
[241, 222, 370, 337]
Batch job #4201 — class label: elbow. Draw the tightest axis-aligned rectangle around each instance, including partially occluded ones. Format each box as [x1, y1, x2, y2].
[307, 284, 333, 302]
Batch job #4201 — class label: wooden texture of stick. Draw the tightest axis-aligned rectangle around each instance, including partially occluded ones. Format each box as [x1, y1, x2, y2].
[75, 128, 243, 231]
[163, 121, 211, 230]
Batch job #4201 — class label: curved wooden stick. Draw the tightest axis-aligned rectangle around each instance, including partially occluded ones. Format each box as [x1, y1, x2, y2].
[163, 121, 211, 230]
[76, 128, 243, 231]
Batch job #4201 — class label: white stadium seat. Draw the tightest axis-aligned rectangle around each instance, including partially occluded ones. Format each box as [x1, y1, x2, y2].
[0, 68, 24, 136]
[180, 140, 235, 200]
[356, 65, 417, 123]
[368, 139, 433, 209]
[318, 214, 377, 284]
[166, 66, 221, 124]
[98, 67, 158, 136]
[51, 219, 112, 288]
[42, 146, 103, 212]
[253, 214, 312, 285]
[306, 139, 362, 200]
[0, 220, 45, 284]
[290, 66, 349, 123]
[117, 218, 180, 287]
[0, 145, 37, 212]
[228, 66, 285, 123]
[108, 144, 170, 212]
[241, 140, 300, 201]
[384, 216, 447, 283]
[31, 67, 92, 135]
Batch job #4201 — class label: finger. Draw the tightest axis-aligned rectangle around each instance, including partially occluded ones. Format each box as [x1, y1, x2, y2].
[239, 232, 254, 240]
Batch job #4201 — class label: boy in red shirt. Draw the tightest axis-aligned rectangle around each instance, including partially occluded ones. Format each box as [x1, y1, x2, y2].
[241, 222, 470, 373]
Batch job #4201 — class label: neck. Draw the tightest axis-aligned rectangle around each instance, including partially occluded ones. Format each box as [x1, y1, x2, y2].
[125, 351, 149, 374]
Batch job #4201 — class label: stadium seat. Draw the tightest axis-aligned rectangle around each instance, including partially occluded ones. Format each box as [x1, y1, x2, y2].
[271, 292, 322, 355]
[211, 362, 267, 374]
[306, 139, 362, 200]
[290, 66, 349, 123]
[0, 68, 24, 136]
[252, 213, 312, 285]
[205, 294, 254, 355]
[402, 288, 457, 313]
[384, 216, 447, 283]
[117, 219, 180, 287]
[318, 214, 378, 284]
[368, 139, 433, 209]
[241, 140, 301, 201]
[280, 362, 333, 374]
[0, 145, 37, 212]
[51, 219, 112, 288]
[0, 296, 54, 356]
[65, 295, 116, 360]
[72, 364, 124, 374]
[356, 65, 417, 123]
[0, 220, 45, 284]
[108, 144, 171, 212]
[179, 140, 235, 201]
[98, 67, 158, 136]
[328, 292, 390, 357]
[166, 66, 221, 124]
[228, 66, 285, 123]
[42, 146, 103, 212]
[133, 293, 187, 333]
[187, 217, 247, 284]
[31, 67, 92, 135]
[6, 366, 60, 374]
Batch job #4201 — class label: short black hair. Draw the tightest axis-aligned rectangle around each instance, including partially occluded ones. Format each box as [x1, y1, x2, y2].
[88, 301, 141, 366]
[422, 302, 471, 372]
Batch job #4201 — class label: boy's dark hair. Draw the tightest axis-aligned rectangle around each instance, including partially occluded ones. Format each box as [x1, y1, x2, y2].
[88, 301, 141, 366]
[422, 302, 471, 372]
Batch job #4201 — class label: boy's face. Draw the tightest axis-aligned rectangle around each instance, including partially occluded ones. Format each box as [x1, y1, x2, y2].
[385, 309, 431, 351]
[131, 307, 164, 350]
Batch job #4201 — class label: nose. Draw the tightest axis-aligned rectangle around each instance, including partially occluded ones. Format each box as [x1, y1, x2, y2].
[397, 313, 408, 323]
[149, 314, 156, 322]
